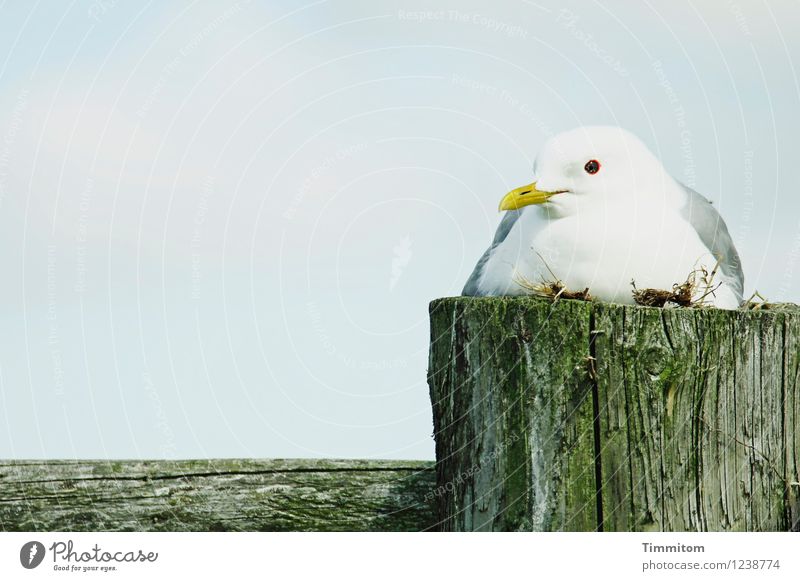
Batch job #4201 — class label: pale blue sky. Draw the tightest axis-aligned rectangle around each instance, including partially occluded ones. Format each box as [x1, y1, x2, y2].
[1, 0, 799, 459]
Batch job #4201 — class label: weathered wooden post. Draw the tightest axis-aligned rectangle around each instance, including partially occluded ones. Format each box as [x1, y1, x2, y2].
[428, 296, 800, 531]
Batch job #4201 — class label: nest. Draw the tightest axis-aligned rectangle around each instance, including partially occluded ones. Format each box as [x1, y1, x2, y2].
[527, 280, 591, 301]
[510, 253, 592, 302]
[631, 281, 694, 307]
[511, 255, 800, 311]
[513, 272, 592, 302]
[632, 265, 721, 308]
[741, 292, 799, 311]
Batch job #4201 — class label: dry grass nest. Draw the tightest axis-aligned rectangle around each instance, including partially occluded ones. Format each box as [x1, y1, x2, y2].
[514, 276, 593, 302]
[740, 292, 798, 311]
[513, 261, 720, 308]
[631, 264, 723, 308]
[513, 256, 799, 310]
[512, 257, 592, 302]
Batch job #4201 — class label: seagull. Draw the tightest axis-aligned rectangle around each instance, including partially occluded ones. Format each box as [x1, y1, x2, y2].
[463, 126, 744, 309]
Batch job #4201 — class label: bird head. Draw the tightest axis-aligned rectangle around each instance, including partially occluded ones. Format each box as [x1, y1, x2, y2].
[499, 126, 676, 216]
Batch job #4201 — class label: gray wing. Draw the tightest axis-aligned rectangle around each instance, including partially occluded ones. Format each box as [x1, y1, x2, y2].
[462, 210, 521, 295]
[680, 183, 744, 303]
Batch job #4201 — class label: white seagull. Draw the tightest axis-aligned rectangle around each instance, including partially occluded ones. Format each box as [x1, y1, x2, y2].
[463, 126, 744, 309]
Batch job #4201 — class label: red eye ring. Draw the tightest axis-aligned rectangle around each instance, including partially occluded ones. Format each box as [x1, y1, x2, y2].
[584, 159, 601, 174]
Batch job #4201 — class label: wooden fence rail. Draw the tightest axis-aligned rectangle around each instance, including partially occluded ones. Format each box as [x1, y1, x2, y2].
[0, 460, 436, 531]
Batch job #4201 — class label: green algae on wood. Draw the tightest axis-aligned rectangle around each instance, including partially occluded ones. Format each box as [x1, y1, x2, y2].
[428, 297, 597, 531]
[593, 303, 798, 531]
[428, 296, 800, 531]
[0, 459, 436, 532]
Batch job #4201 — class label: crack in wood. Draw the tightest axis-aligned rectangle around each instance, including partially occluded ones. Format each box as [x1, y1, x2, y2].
[588, 306, 604, 532]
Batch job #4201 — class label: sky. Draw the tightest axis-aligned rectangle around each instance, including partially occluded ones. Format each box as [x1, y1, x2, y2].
[0, 0, 799, 460]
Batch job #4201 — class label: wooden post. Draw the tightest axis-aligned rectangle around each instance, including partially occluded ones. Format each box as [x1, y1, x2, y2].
[428, 296, 800, 531]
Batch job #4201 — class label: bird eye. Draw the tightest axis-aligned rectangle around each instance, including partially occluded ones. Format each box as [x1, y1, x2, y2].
[584, 159, 601, 174]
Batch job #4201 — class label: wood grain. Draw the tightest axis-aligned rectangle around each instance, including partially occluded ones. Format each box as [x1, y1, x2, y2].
[428, 297, 597, 531]
[429, 296, 800, 531]
[0, 459, 436, 532]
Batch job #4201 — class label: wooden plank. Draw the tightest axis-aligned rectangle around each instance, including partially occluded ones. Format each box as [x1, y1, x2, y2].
[0, 459, 436, 532]
[428, 297, 598, 531]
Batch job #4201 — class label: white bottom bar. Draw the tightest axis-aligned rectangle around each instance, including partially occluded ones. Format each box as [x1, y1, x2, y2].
[1, 532, 797, 580]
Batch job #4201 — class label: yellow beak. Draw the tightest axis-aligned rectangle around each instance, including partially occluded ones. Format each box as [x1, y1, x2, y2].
[498, 181, 559, 211]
